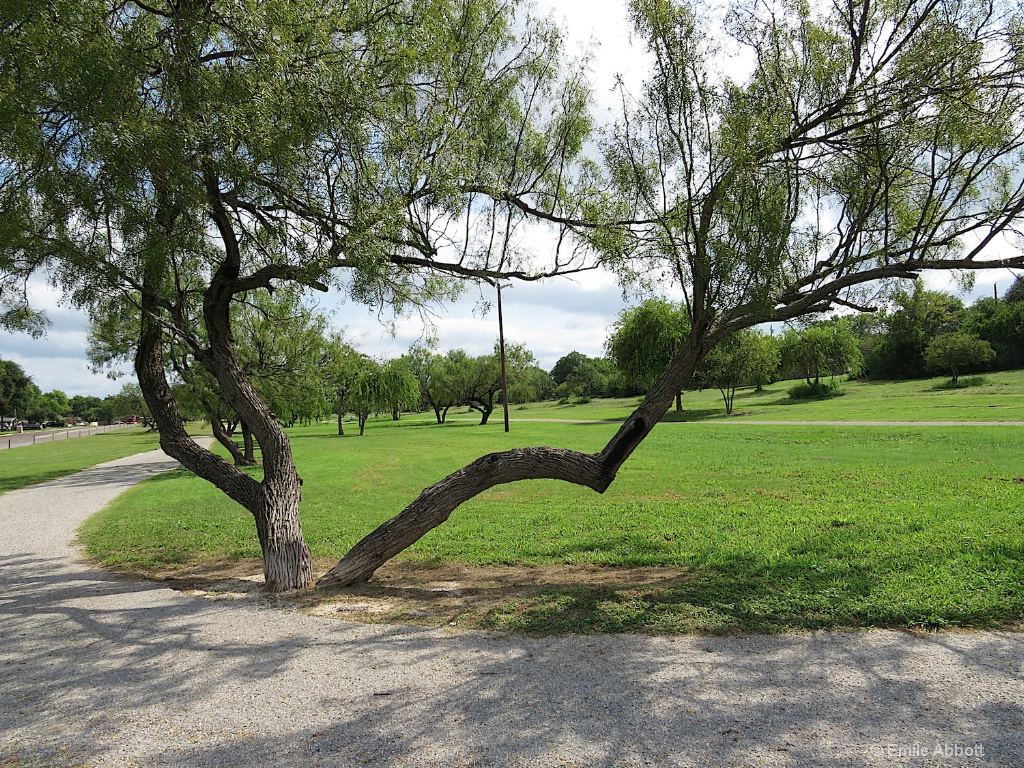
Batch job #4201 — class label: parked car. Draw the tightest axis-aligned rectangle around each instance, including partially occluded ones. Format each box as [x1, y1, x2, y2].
[44, 420, 67, 428]
[23, 422, 43, 430]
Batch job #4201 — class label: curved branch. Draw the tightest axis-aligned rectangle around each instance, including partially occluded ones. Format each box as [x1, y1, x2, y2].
[317, 446, 611, 587]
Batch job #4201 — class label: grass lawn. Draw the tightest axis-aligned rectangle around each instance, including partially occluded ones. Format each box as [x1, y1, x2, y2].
[79, 415, 1024, 635]
[0, 428, 163, 493]
[503, 368, 1024, 423]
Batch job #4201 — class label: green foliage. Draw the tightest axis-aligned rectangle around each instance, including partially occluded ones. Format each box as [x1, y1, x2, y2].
[350, 359, 420, 434]
[779, 322, 862, 386]
[788, 380, 842, 400]
[695, 329, 779, 413]
[865, 282, 965, 379]
[962, 296, 1024, 371]
[605, 299, 689, 391]
[0, 358, 39, 418]
[925, 332, 995, 384]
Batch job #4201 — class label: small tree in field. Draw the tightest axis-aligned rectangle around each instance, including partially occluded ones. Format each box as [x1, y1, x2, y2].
[350, 361, 420, 436]
[695, 330, 777, 414]
[780, 324, 863, 389]
[925, 333, 995, 384]
[606, 299, 690, 409]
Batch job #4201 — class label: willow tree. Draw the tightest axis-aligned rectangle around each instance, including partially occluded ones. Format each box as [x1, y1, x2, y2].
[1, 0, 595, 591]
[317, 0, 1024, 586]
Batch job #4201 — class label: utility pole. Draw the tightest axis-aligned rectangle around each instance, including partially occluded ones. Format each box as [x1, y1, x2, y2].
[497, 282, 510, 433]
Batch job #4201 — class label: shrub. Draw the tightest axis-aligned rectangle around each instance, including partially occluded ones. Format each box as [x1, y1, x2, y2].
[788, 380, 842, 400]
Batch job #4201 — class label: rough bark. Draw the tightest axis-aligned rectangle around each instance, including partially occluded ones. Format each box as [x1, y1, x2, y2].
[317, 336, 708, 587]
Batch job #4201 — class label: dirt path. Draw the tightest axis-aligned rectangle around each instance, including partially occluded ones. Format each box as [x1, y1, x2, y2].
[1, 448, 1022, 766]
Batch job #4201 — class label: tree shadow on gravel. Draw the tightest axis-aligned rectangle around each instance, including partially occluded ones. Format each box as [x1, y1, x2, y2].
[2, 549, 1023, 767]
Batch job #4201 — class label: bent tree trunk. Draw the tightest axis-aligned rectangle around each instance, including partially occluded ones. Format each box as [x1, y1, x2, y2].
[318, 336, 709, 588]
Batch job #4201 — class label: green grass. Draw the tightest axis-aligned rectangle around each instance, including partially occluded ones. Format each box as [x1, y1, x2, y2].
[0, 428, 163, 493]
[499, 368, 1024, 423]
[80, 417, 1024, 634]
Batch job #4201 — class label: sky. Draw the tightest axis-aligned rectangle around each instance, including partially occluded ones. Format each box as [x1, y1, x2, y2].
[0, 0, 1016, 398]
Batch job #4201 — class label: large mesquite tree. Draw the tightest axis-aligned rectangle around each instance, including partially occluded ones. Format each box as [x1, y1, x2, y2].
[1, 0, 596, 591]
[316, 0, 1024, 587]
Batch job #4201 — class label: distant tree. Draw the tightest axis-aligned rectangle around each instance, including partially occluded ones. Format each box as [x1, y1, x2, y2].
[925, 333, 995, 384]
[606, 299, 689, 408]
[746, 332, 781, 392]
[69, 395, 103, 424]
[350, 360, 420, 436]
[780, 323, 863, 387]
[962, 297, 1024, 371]
[507, 365, 555, 404]
[235, 289, 334, 430]
[695, 330, 776, 414]
[323, 337, 370, 435]
[108, 383, 149, 423]
[0, 359, 38, 420]
[867, 283, 964, 379]
[550, 352, 590, 387]
[405, 347, 456, 424]
[27, 389, 71, 423]
[1004, 276, 1024, 304]
[561, 358, 609, 398]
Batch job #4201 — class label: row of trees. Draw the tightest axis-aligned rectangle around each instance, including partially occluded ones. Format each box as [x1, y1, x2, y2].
[852, 279, 1024, 381]
[6, 0, 1024, 592]
[603, 299, 862, 413]
[0, 357, 148, 425]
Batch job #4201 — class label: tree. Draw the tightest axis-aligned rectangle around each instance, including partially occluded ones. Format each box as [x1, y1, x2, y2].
[317, 0, 1024, 588]
[694, 330, 756, 414]
[323, 336, 370, 435]
[866, 282, 965, 379]
[1004, 276, 1024, 304]
[350, 360, 420, 436]
[0, 359, 38, 420]
[234, 289, 333, 429]
[405, 346, 459, 424]
[29, 390, 72, 423]
[924, 333, 995, 384]
[107, 383, 149, 423]
[606, 299, 690, 408]
[2, 0, 594, 591]
[746, 333, 781, 393]
[550, 352, 590, 387]
[779, 323, 863, 387]
[69, 395, 104, 424]
[507, 365, 555, 404]
[962, 296, 1024, 371]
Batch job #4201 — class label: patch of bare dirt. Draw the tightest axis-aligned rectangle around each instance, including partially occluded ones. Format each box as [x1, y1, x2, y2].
[126, 557, 694, 629]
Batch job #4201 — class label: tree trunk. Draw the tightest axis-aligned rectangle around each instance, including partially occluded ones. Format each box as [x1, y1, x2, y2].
[337, 412, 345, 436]
[210, 412, 247, 466]
[675, 391, 682, 412]
[318, 333, 711, 588]
[241, 420, 256, 465]
[392, 408, 400, 421]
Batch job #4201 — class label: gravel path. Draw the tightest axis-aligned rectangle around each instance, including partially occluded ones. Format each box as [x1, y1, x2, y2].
[2, 449, 1023, 767]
